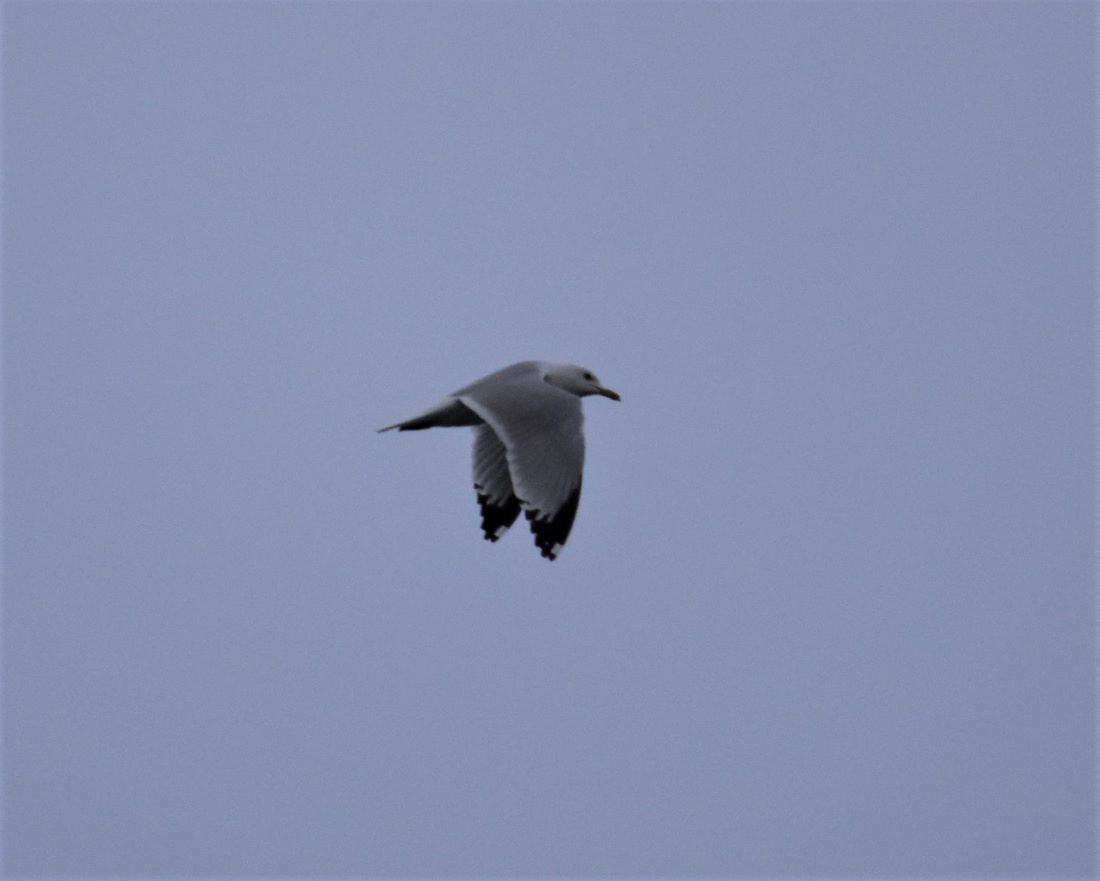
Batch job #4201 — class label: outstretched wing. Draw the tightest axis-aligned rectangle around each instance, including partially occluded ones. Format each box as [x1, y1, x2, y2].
[458, 373, 585, 560]
[472, 424, 522, 541]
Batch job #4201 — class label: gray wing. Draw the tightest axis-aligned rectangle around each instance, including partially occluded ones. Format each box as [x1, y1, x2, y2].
[458, 373, 584, 560]
[472, 424, 522, 541]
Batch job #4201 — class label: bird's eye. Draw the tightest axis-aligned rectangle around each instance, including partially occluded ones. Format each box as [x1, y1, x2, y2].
[583, 372, 594, 381]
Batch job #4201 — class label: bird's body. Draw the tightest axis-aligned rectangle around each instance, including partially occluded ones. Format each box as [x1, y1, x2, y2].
[379, 361, 620, 559]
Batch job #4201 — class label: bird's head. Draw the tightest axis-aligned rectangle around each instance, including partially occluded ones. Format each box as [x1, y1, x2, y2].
[542, 363, 621, 401]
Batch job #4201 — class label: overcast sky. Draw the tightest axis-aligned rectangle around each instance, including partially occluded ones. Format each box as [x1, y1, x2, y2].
[4, 1, 1094, 876]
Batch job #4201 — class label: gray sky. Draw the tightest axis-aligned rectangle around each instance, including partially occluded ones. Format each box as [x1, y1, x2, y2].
[4, 1, 1094, 876]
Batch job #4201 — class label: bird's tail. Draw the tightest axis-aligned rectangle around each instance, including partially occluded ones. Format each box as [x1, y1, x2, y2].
[377, 398, 482, 433]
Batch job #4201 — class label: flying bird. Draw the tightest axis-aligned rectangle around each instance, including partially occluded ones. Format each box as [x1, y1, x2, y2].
[378, 361, 620, 559]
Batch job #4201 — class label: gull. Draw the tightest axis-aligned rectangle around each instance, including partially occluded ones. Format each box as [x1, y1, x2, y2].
[379, 361, 620, 560]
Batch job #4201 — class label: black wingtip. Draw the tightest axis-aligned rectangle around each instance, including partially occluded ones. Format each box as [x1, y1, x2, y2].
[475, 487, 522, 543]
[525, 482, 582, 561]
